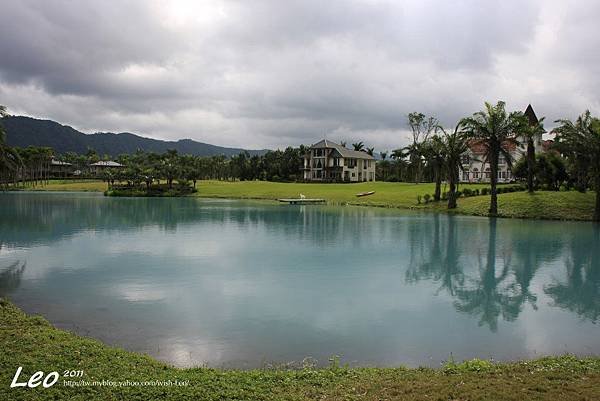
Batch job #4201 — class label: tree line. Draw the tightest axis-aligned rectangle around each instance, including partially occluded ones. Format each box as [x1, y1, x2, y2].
[375, 102, 600, 220]
[2, 102, 600, 219]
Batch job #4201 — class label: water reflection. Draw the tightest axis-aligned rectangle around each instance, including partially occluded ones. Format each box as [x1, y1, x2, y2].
[545, 227, 600, 323]
[0, 260, 25, 294]
[0, 192, 598, 367]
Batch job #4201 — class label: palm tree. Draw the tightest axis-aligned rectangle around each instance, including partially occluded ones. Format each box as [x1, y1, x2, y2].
[352, 141, 364, 151]
[460, 101, 525, 216]
[421, 135, 445, 201]
[438, 124, 470, 209]
[379, 151, 388, 160]
[553, 111, 600, 221]
[519, 115, 546, 193]
[0, 106, 22, 189]
[365, 147, 374, 156]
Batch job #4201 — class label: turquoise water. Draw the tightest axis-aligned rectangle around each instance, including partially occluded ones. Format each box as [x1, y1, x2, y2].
[0, 192, 598, 368]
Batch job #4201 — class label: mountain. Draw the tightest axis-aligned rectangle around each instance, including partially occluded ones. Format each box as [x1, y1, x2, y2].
[1, 116, 268, 157]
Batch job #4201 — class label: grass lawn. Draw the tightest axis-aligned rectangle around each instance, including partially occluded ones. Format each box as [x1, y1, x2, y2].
[194, 180, 490, 208]
[17, 179, 109, 192]
[451, 190, 596, 221]
[1, 299, 599, 401]
[15, 179, 598, 221]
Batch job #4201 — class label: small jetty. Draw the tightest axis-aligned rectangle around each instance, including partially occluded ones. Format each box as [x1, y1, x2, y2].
[356, 191, 375, 197]
[278, 198, 326, 205]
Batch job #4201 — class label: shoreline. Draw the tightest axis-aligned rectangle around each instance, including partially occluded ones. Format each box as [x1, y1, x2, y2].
[1, 299, 599, 400]
[4, 180, 597, 222]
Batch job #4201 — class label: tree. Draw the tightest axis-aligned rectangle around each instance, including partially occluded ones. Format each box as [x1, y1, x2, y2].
[365, 147, 374, 156]
[405, 112, 439, 184]
[379, 151, 388, 160]
[421, 135, 445, 201]
[554, 111, 600, 221]
[519, 116, 546, 193]
[437, 124, 470, 209]
[461, 101, 526, 216]
[352, 141, 364, 151]
[0, 106, 23, 189]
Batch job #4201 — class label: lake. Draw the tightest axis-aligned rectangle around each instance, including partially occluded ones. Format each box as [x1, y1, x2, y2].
[0, 192, 598, 368]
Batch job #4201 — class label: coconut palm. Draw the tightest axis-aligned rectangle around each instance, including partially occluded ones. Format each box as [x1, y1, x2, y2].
[352, 141, 365, 151]
[437, 124, 470, 209]
[460, 101, 525, 216]
[519, 116, 546, 193]
[0, 109, 22, 189]
[421, 135, 445, 201]
[553, 111, 600, 221]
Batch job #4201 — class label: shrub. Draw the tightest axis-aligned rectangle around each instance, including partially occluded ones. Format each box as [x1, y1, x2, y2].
[441, 191, 448, 201]
[416, 195, 422, 204]
[423, 194, 431, 204]
[462, 188, 472, 197]
[481, 187, 489, 195]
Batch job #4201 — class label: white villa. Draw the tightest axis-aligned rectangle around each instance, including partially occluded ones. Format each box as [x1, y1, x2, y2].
[460, 104, 544, 183]
[303, 139, 376, 182]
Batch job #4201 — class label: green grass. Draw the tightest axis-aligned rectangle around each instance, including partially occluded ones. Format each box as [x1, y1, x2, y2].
[17, 179, 598, 221]
[15, 179, 109, 192]
[1, 299, 599, 400]
[451, 191, 596, 221]
[193, 180, 490, 207]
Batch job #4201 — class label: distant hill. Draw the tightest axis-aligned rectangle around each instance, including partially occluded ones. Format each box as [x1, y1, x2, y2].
[2, 116, 268, 157]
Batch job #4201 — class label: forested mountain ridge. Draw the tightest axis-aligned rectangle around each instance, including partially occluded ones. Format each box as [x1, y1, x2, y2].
[2, 116, 268, 157]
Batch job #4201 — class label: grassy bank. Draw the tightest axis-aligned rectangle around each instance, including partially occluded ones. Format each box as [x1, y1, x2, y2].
[14, 179, 597, 221]
[1, 300, 599, 401]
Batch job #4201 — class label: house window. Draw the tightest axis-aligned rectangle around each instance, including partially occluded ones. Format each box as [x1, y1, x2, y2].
[462, 171, 470, 181]
[461, 155, 470, 164]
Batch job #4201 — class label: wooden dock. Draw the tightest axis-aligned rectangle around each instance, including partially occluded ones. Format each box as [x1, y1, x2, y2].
[278, 198, 326, 205]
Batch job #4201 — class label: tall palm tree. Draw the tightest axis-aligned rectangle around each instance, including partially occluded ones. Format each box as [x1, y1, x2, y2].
[379, 151, 388, 160]
[519, 116, 546, 193]
[365, 147, 374, 156]
[554, 111, 600, 221]
[421, 135, 445, 201]
[460, 101, 525, 216]
[401, 142, 423, 184]
[352, 141, 364, 151]
[438, 124, 470, 209]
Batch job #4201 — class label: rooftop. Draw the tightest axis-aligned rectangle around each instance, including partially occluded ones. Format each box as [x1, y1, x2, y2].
[89, 160, 124, 167]
[310, 139, 375, 160]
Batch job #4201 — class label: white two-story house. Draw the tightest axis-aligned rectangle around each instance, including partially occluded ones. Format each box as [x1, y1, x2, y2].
[303, 139, 376, 182]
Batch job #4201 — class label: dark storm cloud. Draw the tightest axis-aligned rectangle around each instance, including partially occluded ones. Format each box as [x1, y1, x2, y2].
[0, 0, 598, 150]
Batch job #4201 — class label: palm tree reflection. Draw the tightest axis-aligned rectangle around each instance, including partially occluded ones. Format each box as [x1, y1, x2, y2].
[545, 226, 600, 323]
[452, 218, 519, 331]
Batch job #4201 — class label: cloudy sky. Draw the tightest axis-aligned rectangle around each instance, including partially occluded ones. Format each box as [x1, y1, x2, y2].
[0, 0, 598, 151]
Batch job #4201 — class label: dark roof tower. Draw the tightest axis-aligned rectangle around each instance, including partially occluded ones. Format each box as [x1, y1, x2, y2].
[524, 104, 539, 126]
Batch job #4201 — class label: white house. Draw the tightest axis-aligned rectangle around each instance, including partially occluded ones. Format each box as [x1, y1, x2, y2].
[303, 139, 376, 182]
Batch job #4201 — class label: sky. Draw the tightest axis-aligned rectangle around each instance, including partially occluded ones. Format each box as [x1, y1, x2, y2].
[0, 0, 599, 151]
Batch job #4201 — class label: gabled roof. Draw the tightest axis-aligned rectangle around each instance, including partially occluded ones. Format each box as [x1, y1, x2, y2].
[310, 139, 375, 160]
[524, 104, 538, 126]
